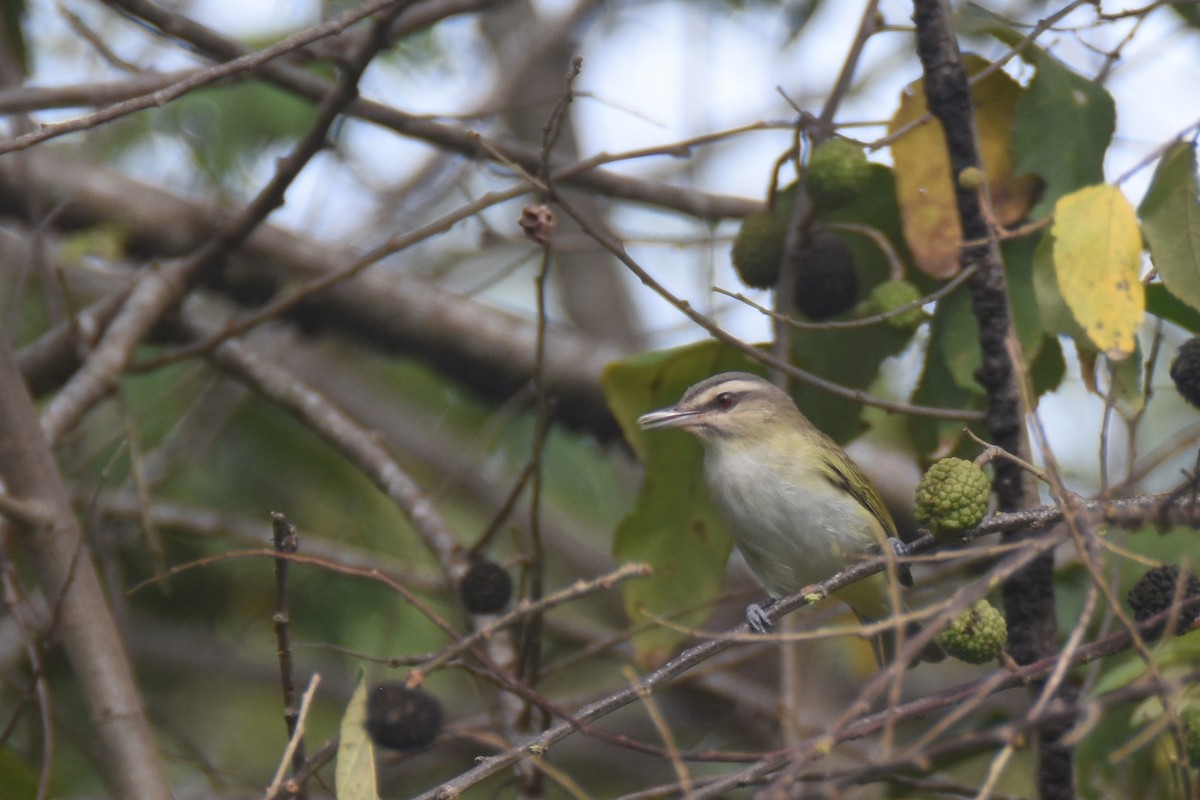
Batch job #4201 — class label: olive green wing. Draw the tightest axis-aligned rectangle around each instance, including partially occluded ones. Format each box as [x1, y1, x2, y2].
[819, 449, 913, 587]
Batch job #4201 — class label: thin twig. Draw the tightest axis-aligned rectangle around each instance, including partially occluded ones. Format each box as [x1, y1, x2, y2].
[270, 512, 306, 795]
[263, 674, 322, 800]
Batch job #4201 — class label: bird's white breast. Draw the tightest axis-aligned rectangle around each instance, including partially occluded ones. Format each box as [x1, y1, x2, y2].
[704, 442, 884, 598]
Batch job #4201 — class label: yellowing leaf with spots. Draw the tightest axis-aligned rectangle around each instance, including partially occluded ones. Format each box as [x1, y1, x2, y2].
[1052, 185, 1144, 359]
[888, 55, 1040, 278]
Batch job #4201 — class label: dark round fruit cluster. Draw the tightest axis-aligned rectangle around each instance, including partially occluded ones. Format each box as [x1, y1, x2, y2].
[1127, 564, 1200, 638]
[791, 231, 858, 320]
[365, 683, 443, 751]
[1171, 337, 1200, 409]
[458, 558, 513, 614]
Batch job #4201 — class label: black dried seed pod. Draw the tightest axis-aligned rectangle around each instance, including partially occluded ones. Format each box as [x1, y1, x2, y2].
[1127, 564, 1200, 638]
[792, 231, 858, 320]
[365, 683, 443, 751]
[1171, 337, 1200, 409]
[458, 559, 513, 614]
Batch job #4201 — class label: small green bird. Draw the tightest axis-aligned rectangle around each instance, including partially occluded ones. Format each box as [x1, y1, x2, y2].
[638, 372, 943, 666]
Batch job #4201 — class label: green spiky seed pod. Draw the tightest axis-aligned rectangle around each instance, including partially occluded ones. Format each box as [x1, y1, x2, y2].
[792, 231, 858, 320]
[914, 457, 992, 538]
[732, 212, 788, 289]
[459, 558, 513, 614]
[1127, 564, 1200, 638]
[1183, 707, 1200, 769]
[806, 139, 871, 206]
[870, 279, 925, 329]
[937, 599, 1007, 665]
[365, 683, 444, 751]
[1170, 338, 1200, 410]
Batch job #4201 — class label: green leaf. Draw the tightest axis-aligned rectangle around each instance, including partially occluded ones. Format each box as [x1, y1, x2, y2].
[1011, 52, 1114, 218]
[1092, 633, 1200, 695]
[909, 316, 982, 456]
[958, 3, 1116, 218]
[605, 341, 762, 664]
[336, 669, 378, 800]
[935, 233, 1045, 394]
[1029, 334, 1066, 400]
[1140, 142, 1200, 312]
[0, 745, 38, 800]
[167, 81, 318, 179]
[934, 284, 981, 393]
[1105, 342, 1145, 419]
[1169, 2, 1200, 27]
[0, 0, 26, 75]
[791, 321, 914, 444]
[1052, 184, 1144, 358]
[1147, 283, 1200, 334]
[815, 164, 914, 271]
[1033, 229, 1089, 343]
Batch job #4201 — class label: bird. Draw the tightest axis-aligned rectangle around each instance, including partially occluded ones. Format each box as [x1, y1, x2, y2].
[637, 371, 944, 666]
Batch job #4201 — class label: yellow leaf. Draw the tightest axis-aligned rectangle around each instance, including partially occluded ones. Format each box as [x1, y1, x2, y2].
[888, 55, 1040, 278]
[336, 669, 379, 800]
[1052, 185, 1144, 359]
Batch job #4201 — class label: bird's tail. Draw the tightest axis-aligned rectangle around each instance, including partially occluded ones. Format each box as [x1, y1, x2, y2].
[855, 612, 946, 668]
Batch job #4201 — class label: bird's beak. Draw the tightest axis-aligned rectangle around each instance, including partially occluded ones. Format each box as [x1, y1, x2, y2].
[637, 406, 701, 431]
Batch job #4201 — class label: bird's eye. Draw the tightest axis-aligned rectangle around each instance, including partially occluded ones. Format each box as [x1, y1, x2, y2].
[714, 392, 736, 410]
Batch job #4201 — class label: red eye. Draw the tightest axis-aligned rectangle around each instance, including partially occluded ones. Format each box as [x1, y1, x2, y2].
[715, 392, 735, 410]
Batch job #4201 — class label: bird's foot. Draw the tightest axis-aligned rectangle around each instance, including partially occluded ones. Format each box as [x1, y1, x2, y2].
[888, 538, 910, 558]
[746, 602, 774, 634]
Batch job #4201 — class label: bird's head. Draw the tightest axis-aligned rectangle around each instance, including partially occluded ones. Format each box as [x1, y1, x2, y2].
[637, 372, 805, 445]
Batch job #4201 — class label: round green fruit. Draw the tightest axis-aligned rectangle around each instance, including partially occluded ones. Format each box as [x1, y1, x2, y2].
[870, 279, 925, 329]
[806, 139, 871, 206]
[732, 212, 787, 289]
[914, 457, 991, 538]
[937, 599, 1007, 665]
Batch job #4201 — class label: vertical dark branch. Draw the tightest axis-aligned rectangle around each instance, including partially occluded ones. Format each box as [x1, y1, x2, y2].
[270, 512, 305, 797]
[910, 1, 1024, 471]
[910, 1, 1072, 797]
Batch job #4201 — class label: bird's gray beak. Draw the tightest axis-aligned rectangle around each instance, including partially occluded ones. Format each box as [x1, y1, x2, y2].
[637, 406, 700, 431]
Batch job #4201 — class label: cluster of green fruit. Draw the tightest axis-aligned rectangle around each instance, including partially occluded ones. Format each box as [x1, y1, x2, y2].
[936, 599, 1007, 665]
[730, 139, 923, 328]
[909, 456, 1007, 663]
[915, 457, 992, 539]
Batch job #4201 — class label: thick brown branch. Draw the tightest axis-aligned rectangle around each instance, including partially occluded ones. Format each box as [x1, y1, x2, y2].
[0, 336, 172, 800]
[0, 160, 625, 436]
